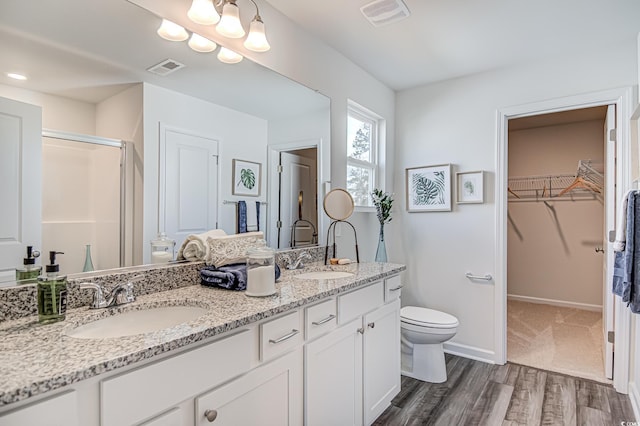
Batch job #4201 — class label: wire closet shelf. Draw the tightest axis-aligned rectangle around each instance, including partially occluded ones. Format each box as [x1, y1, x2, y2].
[508, 160, 603, 203]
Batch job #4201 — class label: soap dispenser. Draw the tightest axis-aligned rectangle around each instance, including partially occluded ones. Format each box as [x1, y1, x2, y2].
[16, 246, 41, 284]
[37, 251, 68, 324]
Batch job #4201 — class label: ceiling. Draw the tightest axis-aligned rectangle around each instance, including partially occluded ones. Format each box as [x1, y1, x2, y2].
[509, 106, 608, 131]
[265, 0, 640, 91]
[0, 0, 327, 120]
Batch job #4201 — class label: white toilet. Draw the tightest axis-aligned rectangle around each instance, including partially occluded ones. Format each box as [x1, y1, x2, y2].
[400, 306, 459, 383]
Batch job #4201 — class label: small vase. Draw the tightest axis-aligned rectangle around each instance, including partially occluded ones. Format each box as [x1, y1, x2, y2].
[83, 244, 95, 272]
[375, 224, 388, 263]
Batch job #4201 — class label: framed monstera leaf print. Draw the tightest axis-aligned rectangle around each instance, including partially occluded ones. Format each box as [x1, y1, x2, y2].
[232, 159, 262, 196]
[406, 164, 452, 212]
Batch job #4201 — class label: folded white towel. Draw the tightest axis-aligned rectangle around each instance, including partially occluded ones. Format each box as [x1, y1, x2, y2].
[177, 229, 227, 261]
[613, 189, 635, 252]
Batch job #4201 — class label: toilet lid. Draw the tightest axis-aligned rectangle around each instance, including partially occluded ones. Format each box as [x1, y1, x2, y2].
[400, 306, 459, 328]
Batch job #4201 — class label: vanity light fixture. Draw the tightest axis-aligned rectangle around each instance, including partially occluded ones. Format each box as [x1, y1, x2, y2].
[187, 0, 220, 25]
[188, 33, 217, 52]
[217, 47, 243, 64]
[243, 5, 270, 52]
[157, 19, 189, 41]
[217, 0, 245, 38]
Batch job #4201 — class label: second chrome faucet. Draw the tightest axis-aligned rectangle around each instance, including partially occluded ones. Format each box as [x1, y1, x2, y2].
[80, 275, 144, 309]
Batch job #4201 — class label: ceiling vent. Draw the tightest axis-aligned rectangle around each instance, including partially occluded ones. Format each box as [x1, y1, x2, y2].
[146, 59, 185, 76]
[360, 0, 410, 27]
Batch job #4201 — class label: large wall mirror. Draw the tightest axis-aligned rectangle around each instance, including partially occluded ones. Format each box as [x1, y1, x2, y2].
[0, 0, 330, 285]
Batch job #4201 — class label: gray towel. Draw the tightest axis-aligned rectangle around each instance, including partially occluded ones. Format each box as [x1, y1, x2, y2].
[612, 191, 640, 313]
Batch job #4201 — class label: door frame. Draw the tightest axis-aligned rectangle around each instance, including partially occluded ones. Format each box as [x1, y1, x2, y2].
[267, 139, 326, 249]
[495, 87, 635, 393]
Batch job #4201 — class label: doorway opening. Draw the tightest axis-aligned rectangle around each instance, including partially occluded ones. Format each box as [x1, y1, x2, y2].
[506, 105, 612, 383]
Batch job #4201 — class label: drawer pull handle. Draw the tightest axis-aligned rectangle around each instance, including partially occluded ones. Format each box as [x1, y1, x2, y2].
[269, 329, 300, 344]
[368, 322, 375, 329]
[389, 285, 403, 291]
[312, 314, 336, 326]
[204, 409, 218, 422]
[357, 327, 365, 334]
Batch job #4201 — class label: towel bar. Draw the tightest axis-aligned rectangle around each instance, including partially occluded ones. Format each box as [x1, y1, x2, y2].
[465, 272, 493, 281]
[224, 200, 267, 205]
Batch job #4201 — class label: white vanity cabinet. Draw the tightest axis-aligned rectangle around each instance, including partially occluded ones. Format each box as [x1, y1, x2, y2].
[195, 349, 303, 425]
[305, 275, 402, 426]
[0, 390, 78, 426]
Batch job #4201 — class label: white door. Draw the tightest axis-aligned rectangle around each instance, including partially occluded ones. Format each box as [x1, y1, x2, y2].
[363, 300, 401, 425]
[279, 151, 317, 248]
[603, 104, 616, 379]
[159, 126, 219, 253]
[0, 97, 41, 283]
[305, 319, 363, 426]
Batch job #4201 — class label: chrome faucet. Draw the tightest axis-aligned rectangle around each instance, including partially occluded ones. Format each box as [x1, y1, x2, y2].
[286, 252, 312, 270]
[80, 275, 144, 309]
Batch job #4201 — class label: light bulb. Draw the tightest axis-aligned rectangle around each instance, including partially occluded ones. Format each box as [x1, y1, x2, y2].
[187, 0, 220, 25]
[244, 16, 270, 52]
[188, 33, 217, 52]
[157, 19, 188, 42]
[216, 1, 245, 38]
[217, 47, 243, 64]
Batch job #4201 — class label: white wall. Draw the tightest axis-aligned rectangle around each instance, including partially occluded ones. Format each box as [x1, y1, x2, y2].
[507, 120, 605, 308]
[142, 83, 268, 263]
[96, 84, 144, 266]
[395, 41, 638, 359]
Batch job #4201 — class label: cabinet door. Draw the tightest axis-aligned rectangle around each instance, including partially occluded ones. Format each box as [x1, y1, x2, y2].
[195, 349, 303, 426]
[305, 318, 363, 426]
[363, 299, 401, 425]
[0, 391, 77, 426]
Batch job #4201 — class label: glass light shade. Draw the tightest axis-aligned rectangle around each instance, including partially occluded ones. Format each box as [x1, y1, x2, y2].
[157, 19, 188, 42]
[217, 2, 245, 38]
[217, 47, 243, 64]
[244, 18, 270, 52]
[188, 0, 220, 25]
[188, 33, 217, 52]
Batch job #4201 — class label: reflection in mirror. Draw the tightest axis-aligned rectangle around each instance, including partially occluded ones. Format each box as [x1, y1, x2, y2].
[0, 0, 330, 284]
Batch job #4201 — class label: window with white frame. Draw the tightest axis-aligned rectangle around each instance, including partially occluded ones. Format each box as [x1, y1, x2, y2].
[346, 103, 380, 207]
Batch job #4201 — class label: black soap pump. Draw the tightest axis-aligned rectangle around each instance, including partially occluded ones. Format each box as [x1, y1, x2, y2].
[37, 251, 68, 324]
[15, 246, 41, 283]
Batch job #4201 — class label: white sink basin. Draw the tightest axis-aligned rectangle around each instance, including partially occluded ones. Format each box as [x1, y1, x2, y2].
[294, 271, 354, 280]
[65, 305, 208, 339]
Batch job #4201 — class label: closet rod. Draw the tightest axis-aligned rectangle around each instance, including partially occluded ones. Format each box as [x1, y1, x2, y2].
[223, 200, 268, 205]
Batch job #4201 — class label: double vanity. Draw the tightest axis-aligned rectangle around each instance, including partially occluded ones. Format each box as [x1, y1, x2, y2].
[0, 259, 405, 426]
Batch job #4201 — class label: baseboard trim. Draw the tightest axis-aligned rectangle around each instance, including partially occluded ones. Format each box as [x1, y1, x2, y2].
[443, 342, 496, 364]
[507, 294, 602, 312]
[629, 382, 640, 421]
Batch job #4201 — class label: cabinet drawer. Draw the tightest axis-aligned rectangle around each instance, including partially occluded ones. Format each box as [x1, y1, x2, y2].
[101, 330, 251, 426]
[1, 390, 78, 426]
[140, 408, 183, 426]
[305, 298, 337, 341]
[337, 281, 384, 324]
[384, 275, 403, 303]
[260, 310, 303, 361]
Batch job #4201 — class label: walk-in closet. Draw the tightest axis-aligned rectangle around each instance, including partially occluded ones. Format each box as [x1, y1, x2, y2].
[506, 106, 610, 383]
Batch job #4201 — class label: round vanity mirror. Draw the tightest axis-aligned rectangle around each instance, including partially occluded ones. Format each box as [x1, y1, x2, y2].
[323, 189, 355, 221]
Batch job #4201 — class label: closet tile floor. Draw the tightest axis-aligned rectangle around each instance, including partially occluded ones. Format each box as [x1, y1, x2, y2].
[374, 355, 634, 425]
[507, 300, 607, 383]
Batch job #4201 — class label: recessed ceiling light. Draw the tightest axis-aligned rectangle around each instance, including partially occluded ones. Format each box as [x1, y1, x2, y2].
[7, 72, 27, 81]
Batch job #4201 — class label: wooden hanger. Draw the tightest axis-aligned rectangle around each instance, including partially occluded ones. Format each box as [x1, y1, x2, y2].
[557, 176, 601, 197]
[507, 187, 520, 199]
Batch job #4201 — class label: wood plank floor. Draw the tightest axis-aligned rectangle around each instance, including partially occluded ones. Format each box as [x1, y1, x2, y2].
[373, 355, 635, 426]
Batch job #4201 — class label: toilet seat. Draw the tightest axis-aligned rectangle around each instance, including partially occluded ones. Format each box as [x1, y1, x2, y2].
[400, 306, 458, 329]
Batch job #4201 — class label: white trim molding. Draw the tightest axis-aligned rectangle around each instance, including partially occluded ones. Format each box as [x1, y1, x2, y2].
[444, 342, 496, 364]
[507, 294, 602, 312]
[495, 87, 635, 394]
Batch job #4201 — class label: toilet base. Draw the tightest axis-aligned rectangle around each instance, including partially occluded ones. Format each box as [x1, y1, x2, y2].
[401, 342, 447, 383]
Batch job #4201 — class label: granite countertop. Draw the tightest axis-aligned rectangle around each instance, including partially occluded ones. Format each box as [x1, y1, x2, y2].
[0, 262, 405, 407]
